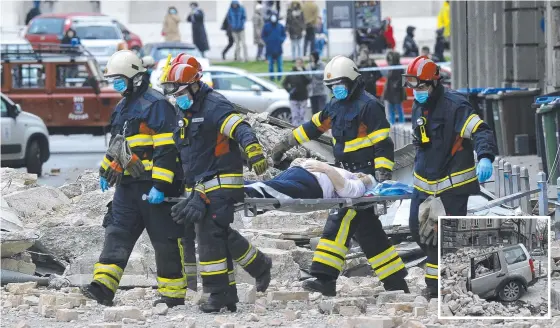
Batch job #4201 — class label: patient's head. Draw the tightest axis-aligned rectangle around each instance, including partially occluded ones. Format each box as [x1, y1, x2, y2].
[354, 173, 376, 189]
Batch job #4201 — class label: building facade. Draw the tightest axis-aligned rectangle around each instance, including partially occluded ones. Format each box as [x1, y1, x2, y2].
[442, 218, 537, 254]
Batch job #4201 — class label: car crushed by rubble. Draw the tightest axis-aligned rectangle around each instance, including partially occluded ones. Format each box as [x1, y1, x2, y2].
[467, 243, 537, 302]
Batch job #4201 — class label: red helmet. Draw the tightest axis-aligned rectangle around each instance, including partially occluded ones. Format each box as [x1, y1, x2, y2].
[162, 63, 202, 95]
[170, 53, 203, 72]
[402, 56, 440, 88]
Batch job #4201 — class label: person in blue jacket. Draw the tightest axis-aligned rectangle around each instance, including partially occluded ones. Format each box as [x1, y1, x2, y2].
[262, 13, 286, 81]
[227, 0, 248, 62]
[403, 56, 497, 299]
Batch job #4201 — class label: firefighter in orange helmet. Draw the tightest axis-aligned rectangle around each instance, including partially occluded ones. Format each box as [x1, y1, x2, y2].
[163, 61, 272, 313]
[404, 56, 497, 298]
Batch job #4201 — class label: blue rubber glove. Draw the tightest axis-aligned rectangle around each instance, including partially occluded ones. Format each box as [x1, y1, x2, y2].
[147, 187, 165, 204]
[476, 158, 493, 183]
[100, 177, 109, 192]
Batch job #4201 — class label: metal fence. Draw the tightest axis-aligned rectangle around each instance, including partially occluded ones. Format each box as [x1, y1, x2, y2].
[390, 124, 413, 150]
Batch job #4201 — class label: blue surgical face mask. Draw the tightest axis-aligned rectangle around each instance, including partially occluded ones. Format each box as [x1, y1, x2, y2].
[270, 15, 277, 23]
[169, 9, 177, 14]
[176, 95, 193, 110]
[113, 78, 127, 93]
[332, 85, 348, 100]
[413, 89, 429, 103]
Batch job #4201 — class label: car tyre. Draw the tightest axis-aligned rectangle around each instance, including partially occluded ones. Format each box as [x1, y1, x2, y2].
[26, 140, 42, 177]
[271, 108, 292, 123]
[498, 280, 523, 302]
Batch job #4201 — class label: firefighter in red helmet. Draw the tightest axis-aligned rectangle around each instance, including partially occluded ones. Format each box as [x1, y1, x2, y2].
[403, 56, 497, 298]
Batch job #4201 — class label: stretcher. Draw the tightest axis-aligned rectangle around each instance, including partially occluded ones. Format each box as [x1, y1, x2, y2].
[235, 195, 413, 217]
[143, 194, 413, 217]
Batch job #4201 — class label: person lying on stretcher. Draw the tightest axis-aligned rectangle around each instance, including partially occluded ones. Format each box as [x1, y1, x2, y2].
[244, 158, 377, 202]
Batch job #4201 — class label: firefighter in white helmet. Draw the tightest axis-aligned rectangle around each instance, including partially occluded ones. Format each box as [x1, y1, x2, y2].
[82, 50, 188, 307]
[271, 55, 410, 296]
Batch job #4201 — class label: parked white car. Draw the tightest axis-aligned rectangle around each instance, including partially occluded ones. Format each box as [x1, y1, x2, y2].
[1, 93, 50, 176]
[71, 17, 128, 70]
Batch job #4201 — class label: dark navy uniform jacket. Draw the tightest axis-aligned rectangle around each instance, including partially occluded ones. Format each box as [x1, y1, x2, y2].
[411, 84, 497, 197]
[173, 83, 260, 191]
[100, 81, 181, 194]
[294, 83, 394, 175]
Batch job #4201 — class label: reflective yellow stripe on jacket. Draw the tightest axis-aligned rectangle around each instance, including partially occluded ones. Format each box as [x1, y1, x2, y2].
[126, 134, 153, 148]
[343, 128, 390, 153]
[185, 173, 244, 194]
[413, 166, 477, 195]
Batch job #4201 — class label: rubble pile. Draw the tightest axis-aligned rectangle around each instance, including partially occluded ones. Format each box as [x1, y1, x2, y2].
[441, 247, 549, 318]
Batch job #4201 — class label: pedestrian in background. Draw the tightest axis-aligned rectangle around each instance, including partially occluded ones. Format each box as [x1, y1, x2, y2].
[307, 51, 327, 114]
[262, 13, 286, 81]
[286, 1, 305, 60]
[282, 58, 310, 126]
[253, 3, 265, 61]
[383, 17, 395, 50]
[313, 16, 327, 57]
[25, 2, 41, 25]
[433, 28, 446, 62]
[437, 0, 451, 49]
[187, 2, 209, 57]
[302, 0, 319, 56]
[382, 51, 405, 125]
[221, 16, 235, 60]
[421, 46, 431, 58]
[356, 45, 382, 97]
[162, 6, 181, 42]
[403, 25, 419, 57]
[227, 0, 248, 62]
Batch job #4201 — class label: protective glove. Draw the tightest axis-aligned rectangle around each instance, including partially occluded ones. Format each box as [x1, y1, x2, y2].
[375, 168, 392, 183]
[171, 185, 210, 224]
[476, 158, 493, 183]
[104, 161, 124, 187]
[126, 153, 145, 178]
[245, 143, 268, 175]
[99, 176, 109, 192]
[146, 186, 164, 204]
[271, 133, 297, 164]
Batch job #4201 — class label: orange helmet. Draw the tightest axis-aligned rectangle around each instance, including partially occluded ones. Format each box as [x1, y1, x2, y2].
[402, 56, 440, 88]
[162, 63, 202, 95]
[170, 53, 203, 72]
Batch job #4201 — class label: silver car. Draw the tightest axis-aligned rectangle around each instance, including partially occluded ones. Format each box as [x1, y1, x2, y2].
[204, 67, 291, 122]
[467, 244, 537, 301]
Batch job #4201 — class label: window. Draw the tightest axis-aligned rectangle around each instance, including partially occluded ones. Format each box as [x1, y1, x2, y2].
[487, 219, 493, 227]
[27, 17, 65, 35]
[211, 72, 257, 91]
[74, 25, 121, 40]
[488, 235, 493, 245]
[503, 246, 527, 265]
[474, 236, 479, 245]
[1, 98, 8, 117]
[473, 219, 479, 228]
[461, 220, 467, 229]
[11, 64, 46, 89]
[55, 64, 94, 88]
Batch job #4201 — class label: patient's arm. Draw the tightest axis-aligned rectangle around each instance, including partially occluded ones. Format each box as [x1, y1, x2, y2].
[302, 160, 366, 198]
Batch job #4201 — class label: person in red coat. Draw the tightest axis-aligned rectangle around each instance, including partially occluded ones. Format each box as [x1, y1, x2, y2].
[383, 17, 395, 50]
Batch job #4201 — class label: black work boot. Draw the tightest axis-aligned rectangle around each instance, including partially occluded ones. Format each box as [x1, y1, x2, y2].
[81, 282, 114, 306]
[383, 277, 410, 294]
[255, 255, 272, 293]
[153, 296, 185, 308]
[199, 290, 238, 313]
[302, 278, 336, 297]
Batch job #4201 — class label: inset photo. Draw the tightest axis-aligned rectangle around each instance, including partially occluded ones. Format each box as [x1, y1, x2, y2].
[439, 216, 551, 319]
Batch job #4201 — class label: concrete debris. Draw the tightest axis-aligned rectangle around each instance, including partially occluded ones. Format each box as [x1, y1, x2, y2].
[4, 185, 70, 218]
[154, 302, 168, 315]
[0, 230, 38, 258]
[442, 246, 549, 317]
[267, 291, 309, 302]
[6, 282, 37, 294]
[237, 283, 256, 304]
[56, 308, 80, 322]
[1, 252, 36, 275]
[103, 306, 144, 322]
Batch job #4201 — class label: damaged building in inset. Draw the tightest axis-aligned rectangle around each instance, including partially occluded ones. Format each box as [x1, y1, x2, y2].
[442, 218, 538, 254]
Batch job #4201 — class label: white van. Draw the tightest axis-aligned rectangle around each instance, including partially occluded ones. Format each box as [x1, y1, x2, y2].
[1, 93, 50, 176]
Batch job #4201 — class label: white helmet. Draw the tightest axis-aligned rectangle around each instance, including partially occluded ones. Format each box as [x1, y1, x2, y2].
[323, 55, 361, 86]
[105, 50, 146, 78]
[141, 56, 155, 68]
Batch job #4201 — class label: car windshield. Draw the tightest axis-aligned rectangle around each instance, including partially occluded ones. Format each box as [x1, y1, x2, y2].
[74, 26, 120, 40]
[153, 47, 201, 61]
[28, 17, 65, 35]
